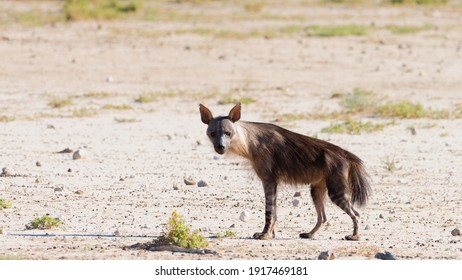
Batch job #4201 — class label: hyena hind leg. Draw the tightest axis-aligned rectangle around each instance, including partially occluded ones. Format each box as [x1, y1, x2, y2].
[300, 183, 327, 239]
[327, 185, 360, 241]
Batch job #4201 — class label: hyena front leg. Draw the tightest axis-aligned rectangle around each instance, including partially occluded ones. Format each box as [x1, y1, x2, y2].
[253, 180, 278, 240]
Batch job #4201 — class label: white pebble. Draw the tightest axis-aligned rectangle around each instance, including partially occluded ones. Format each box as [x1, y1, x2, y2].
[72, 149, 85, 160]
[239, 211, 250, 222]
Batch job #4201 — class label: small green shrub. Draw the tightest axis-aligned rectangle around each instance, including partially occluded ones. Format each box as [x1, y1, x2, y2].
[72, 108, 98, 118]
[340, 88, 378, 113]
[156, 210, 208, 249]
[83, 92, 115, 99]
[64, 0, 143, 21]
[321, 118, 387, 135]
[26, 215, 63, 230]
[375, 101, 449, 119]
[386, 25, 431, 34]
[0, 198, 12, 210]
[135, 93, 157, 103]
[387, 0, 449, 4]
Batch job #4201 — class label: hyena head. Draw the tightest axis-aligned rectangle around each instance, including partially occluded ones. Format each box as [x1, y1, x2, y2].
[199, 103, 241, 155]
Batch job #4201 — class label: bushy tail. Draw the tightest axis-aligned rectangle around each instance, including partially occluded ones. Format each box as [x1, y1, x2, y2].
[348, 157, 371, 207]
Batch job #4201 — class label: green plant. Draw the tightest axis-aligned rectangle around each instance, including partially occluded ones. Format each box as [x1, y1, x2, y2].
[223, 229, 237, 239]
[156, 210, 208, 249]
[83, 92, 115, 98]
[135, 93, 157, 103]
[305, 25, 368, 37]
[0, 198, 12, 210]
[217, 95, 256, 105]
[383, 156, 397, 172]
[72, 108, 98, 118]
[64, 0, 143, 21]
[49, 98, 73, 108]
[321, 118, 387, 135]
[375, 100, 448, 119]
[387, 0, 449, 4]
[340, 88, 377, 113]
[386, 25, 431, 34]
[25, 214, 64, 230]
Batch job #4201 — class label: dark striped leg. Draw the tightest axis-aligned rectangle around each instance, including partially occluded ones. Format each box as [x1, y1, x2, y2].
[300, 183, 327, 239]
[253, 180, 277, 240]
[328, 190, 360, 241]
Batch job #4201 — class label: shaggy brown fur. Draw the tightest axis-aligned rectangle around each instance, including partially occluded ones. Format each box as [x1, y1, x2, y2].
[199, 103, 371, 241]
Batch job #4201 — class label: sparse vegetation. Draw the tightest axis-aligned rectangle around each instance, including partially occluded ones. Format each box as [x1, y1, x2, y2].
[0, 115, 16, 122]
[305, 25, 369, 37]
[135, 93, 158, 103]
[72, 108, 98, 118]
[64, 0, 143, 21]
[217, 95, 257, 105]
[83, 92, 116, 99]
[114, 117, 141, 123]
[386, 25, 431, 34]
[375, 101, 449, 119]
[103, 104, 133, 110]
[321, 118, 388, 134]
[383, 156, 397, 172]
[0, 198, 12, 210]
[156, 210, 208, 249]
[341, 88, 378, 114]
[49, 98, 74, 108]
[25, 214, 64, 230]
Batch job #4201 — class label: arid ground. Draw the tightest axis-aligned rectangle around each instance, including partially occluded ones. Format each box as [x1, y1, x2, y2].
[0, 0, 461, 260]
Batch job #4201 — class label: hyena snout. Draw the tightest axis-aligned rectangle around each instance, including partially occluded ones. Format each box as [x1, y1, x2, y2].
[214, 144, 226, 154]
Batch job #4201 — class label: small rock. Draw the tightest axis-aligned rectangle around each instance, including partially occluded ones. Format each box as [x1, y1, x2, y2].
[364, 225, 371, 230]
[1, 167, 12, 177]
[106, 76, 114, 83]
[318, 251, 336, 260]
[0, 228, 5, 235]
[75, 190, 85, 195]
[375, 251, 397, 260]
[292, 199, 301, 207]
[54, 187, 64, 192]
[72, 149, 84, 160]
[213, 155, 221, 160]
[35, 177, 45, 184]
[113, 229, 121, 236]
[57, 148, 73, 154]
[239, 211, 250, 222]
[36, 161, 42, 167]
[184, 178, 196, 185]
[451, 228, 461, 236]
[230, 224, 235, 228]
[67, 168, 72, 172]
[379, 214, 384, 219]
[294, 191, 303, 197]
[197, 180, 208, 187]
[173, 184, 183, 191]
[326, 221, 333, 227]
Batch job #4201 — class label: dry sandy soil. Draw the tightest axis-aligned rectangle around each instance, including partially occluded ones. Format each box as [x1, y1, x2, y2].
[0, 1, 461, 260]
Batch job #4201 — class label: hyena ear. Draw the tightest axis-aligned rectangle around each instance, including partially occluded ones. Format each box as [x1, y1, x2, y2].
[228, 102, 241, 123]
[199, 104, 214, 124]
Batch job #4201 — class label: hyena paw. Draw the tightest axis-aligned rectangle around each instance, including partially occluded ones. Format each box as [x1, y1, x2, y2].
[299, 232, 315, 239]
[253, 232, 273, 240]
[345, 234, 360, 241]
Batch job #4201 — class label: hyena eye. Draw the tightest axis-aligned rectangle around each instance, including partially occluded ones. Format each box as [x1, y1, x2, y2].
[225, 131, 231, 137]
[210, 132, 216, 138]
